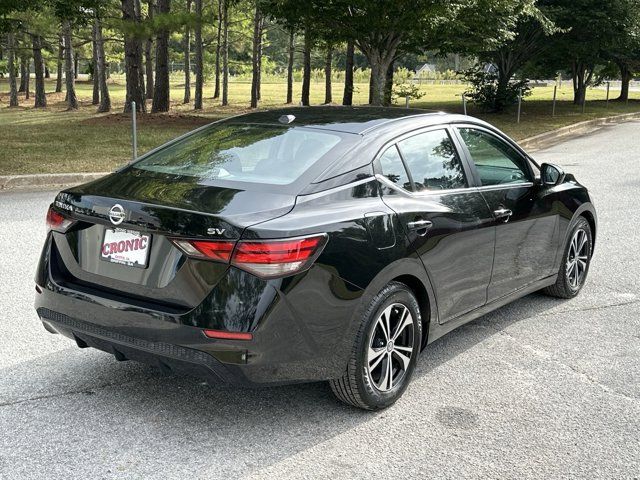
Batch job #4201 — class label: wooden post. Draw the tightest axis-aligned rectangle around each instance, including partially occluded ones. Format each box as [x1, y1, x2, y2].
[606, 81, 610, 108]
[552, 85, 557, 117]
[517, 88, 522, 124]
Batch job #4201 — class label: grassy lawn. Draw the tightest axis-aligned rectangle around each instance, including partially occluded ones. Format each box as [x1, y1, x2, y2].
[0, 76, 638, 175]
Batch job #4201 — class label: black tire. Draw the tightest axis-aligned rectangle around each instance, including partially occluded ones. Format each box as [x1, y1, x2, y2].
[543, 216, 593, 299]
[329, 281, 422, 410]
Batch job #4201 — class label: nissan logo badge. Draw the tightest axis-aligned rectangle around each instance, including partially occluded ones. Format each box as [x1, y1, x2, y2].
[109, 204, 126, 226]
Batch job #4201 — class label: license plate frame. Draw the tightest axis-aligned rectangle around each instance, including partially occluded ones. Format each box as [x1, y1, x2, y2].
[100, 228, 152, 269]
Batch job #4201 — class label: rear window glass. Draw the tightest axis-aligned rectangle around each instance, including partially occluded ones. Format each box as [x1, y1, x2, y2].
[132, 124, 344, 185]
[379, 145, 412, 191]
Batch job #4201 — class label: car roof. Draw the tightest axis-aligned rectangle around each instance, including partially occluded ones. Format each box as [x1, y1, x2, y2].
[223, 106, 461, 135]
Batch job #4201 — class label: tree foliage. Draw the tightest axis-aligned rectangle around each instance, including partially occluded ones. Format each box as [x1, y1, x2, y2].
[1, 0, 639, 111]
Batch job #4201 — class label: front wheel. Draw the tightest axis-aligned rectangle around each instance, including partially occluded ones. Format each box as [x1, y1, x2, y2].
[543, 216, 593, 299]
[330, 281, 422, 410]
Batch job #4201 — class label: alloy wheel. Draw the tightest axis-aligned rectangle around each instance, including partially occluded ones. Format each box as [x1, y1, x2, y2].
[566, 228, 589, 289]
[367, 303, 415, 392]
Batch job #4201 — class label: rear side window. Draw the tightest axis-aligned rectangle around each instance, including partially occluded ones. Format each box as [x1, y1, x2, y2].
[132, 124, 344, 185]
[378, 146, 412, 191]
[397, 129, 467, 191]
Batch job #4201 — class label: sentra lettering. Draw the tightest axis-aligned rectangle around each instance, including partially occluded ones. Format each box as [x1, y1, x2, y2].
[102, 236, 148, 256]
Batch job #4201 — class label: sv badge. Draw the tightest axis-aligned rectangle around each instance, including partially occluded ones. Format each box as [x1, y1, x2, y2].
[207, 228, 226, 235]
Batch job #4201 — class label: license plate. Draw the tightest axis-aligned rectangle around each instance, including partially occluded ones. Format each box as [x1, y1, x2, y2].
[101, 228, 151, 268]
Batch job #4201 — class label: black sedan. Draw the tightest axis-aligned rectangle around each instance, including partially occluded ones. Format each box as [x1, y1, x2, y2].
[35, 107, 596, 410]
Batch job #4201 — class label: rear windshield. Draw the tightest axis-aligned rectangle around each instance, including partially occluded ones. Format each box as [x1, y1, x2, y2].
[132, 123, 345, 185]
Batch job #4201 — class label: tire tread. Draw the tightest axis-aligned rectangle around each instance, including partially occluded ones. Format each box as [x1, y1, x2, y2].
[543, 217, 592, 299]
[329, 281, 420, 410]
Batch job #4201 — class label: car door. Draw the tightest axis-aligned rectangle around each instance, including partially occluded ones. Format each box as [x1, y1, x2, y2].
[454, 125, 558, 302]
[376, 127, 496, 323]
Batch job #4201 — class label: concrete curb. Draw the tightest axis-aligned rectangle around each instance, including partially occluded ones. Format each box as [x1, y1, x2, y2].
[0, 172, 110, 192]
[1, 111, 639, 192]
[519, 111, 640, 151]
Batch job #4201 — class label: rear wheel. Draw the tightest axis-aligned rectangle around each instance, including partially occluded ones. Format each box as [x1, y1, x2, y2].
[543, 217, 593, 299]
[330, 281, 422, 410]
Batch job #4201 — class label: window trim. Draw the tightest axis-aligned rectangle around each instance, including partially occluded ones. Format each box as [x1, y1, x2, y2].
[372, 125, 475, 196]
[377, 144, 416, 192]
[452, 124, 537, 188]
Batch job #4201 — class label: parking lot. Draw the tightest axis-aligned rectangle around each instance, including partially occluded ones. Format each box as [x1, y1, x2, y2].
[1, 122, 639, 479]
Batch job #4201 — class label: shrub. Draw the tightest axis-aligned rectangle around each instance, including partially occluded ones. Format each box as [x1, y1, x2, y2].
[392, 83, 425, 103]
[461, 65, 531, 112]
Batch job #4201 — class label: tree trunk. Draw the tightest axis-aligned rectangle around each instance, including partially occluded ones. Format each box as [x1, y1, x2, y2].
[571, 61, 592, 106]
[363, 47, 396, 106]
[62, 20, 78, 110]
[256, 25, 262, 101]
[19, 56, 28, 94]
[74, 52, 79, 79]
[95, 15, 112, 113]
[145, 0, 154, 100]
[91, 23, 100, 105]
[383, 60, 393, 106]
[121, 0, 146, 112]
[32, 35, 47, 108]
[184, 0, 192, 104]
[19, 57, 25, 92]
[213, 0, 222, 99]
[135, 0, 146, 100]
[492, 52, 518, 112]
[342, 39, 354, 106]
[56, 33, 63, 93]
[152, 0, 171, 112]
[324, 45, 332, 104]
[194, 0, 204, 109]
[286, 31, 294, 104]
[250, 5, 263, 109]
[301, 28, 311, 106]
[221, 0, 229, 106]
[24, 59, 30, 99]
[617, 62, 632, 102]
[7, 33, 18, 107]
[495, 72, 511, 112]
[45, 66, 50, 78]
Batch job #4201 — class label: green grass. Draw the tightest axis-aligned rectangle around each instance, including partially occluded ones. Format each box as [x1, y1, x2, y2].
[0, 76, 638, 175]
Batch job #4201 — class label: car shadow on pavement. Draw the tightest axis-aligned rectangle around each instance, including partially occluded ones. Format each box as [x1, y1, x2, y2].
[0, 291, 591, 477]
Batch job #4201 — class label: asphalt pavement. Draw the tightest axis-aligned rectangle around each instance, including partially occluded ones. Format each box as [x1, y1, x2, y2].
[1, 121, 639, 479]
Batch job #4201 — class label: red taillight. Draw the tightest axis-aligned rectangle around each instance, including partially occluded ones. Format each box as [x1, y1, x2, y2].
[46, 207, 74, 233]
[233, 237, 321, 264]
[232, 236, 327, 278]
[193, 241, 235, 261]
[203, 329, 253, 341]
[171, 234, 328, 279]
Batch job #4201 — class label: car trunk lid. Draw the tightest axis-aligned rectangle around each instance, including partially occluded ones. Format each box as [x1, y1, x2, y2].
[49, 170, 296, 310]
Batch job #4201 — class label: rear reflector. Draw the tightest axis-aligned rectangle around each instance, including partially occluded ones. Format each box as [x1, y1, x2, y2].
[171, 234, 328, 279]
[203, 329, 253, 341]
[46, 207, 75, 233]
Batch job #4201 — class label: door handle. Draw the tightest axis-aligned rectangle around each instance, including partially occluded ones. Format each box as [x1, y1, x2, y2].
[493, 208, 513, 222]
[407, 219, 433, 233]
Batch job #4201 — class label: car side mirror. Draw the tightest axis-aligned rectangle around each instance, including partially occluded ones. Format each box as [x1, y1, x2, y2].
[540, 163, 565, 186]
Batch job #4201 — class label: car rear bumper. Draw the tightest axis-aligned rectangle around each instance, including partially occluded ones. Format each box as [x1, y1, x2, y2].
[35, 236, 366, 386]
[37, 307, 248, 385]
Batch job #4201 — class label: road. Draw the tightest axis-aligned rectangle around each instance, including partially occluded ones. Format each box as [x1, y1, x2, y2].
[1, 122, 639, 479]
